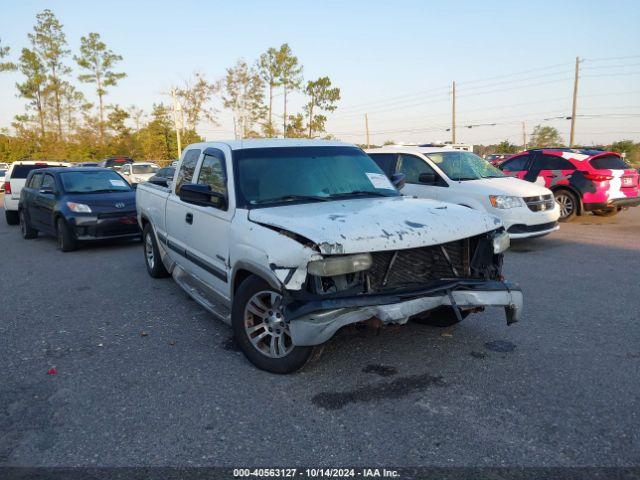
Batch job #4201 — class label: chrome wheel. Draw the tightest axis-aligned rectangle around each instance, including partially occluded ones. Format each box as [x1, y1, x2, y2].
[243, 290, 293, 358]
[145, 233, 155, 269]
[555, 192, 574, 218]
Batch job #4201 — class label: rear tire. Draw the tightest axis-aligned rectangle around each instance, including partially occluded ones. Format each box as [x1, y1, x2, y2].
[411, 306, 471, 327]
[593, 208, 619, 217]
[553, 189, 578, 222]
[19, 210, 38, 239]
[56, 217, 76, 252]
[5, 210, 19, 225]
[232, 276, 319, 374]
[143, 224, 169, 278]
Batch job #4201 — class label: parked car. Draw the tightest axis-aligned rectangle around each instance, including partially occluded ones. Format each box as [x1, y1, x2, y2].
[77, 162, 99, 167]
[486, 153, 515, 167]
[3, 161, 70, 225]
[500, 148, 640, 221]
[97, 156, 134, 170]
[18, 167, 140, 251]
[137, 139, 521, 373]
[148, 166, 175, 187]
[0, 162, 9, 170]
[367, 146, 560, 239]
[0, 169, 6, 192]
[120, 162, 160, 185]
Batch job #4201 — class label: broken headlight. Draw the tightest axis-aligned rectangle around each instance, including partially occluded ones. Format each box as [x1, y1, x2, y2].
[307, 253, 373, 277]
[492, 230, 510, 254]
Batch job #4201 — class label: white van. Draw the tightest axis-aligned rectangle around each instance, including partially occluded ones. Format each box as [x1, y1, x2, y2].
[366, 146, 560, 239]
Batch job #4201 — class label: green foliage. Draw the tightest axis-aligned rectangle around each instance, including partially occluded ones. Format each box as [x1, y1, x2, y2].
[0, 38, 17, 72]
[611, 140, 640, 166]
[495, 140, 520, 154]
[174, 73, 219, 131]
[277, 44, 303, 135]
[304, 77, 340, 138]
[529, 125, 564, 148]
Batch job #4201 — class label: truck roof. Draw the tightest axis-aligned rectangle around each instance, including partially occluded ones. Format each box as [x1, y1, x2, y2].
[186, 139, 354, 151]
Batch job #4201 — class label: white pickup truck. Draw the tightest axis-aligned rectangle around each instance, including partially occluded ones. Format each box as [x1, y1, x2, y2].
[136, 139, 522, 373]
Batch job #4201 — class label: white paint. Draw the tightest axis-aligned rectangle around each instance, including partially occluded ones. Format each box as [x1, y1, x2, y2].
[607, 170, 626, 200]
[561, 152, 590, 161]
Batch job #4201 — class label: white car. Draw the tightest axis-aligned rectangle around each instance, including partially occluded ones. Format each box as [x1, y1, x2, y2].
[0, 163, 9, 170]
[3, 160, 69, 225]
[366, 146, 560, 239]
[120, 162, 160, 185]
[0, 168, 6, 192]
[137, 139, 522, 373]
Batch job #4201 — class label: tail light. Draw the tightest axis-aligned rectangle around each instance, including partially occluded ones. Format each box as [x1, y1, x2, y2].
[583, 172, 613, 182]
[3, 182, 10, 194]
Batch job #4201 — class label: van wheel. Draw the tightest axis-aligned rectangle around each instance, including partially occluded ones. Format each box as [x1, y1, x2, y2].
[232, 276, 319, 374]
[19, 210, 38, 239]
[593, 208, 619, 217]
[553, 190, 578, 222]
[411, 306, 471, 327]
[143, 224, 169, 278]
[5, 210, 19, 225]
[56, 218, 76, 252]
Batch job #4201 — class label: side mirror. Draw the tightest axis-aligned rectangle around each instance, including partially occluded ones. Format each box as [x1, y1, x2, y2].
[390, 173, 406, 190]
[148, 177, 168, 187]
[39, 186, 54, 195]
[418, 173, 437, 185]
[179, 183, 227, 209]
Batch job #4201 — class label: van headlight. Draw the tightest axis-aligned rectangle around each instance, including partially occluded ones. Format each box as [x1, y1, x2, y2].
[307, 253, 373, 277]
[492, 230, 510, 253]
[489, 195, 524, 209]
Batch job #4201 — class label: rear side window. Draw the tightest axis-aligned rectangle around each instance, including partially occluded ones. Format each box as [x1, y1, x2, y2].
[11, 164, 54, 178]
[501, 155, 530, 171]
[536, 154, 575, 170]
[175, 149, 201, 194]
[368, 153, 397, 176]
[590, 155, 629, 170]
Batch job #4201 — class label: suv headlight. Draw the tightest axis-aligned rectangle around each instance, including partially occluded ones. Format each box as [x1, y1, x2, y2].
[66, 202, 92, 213]
[492, 230, 510, 253]
[489, 195, 524, 209]
[307, 253, 373, 277]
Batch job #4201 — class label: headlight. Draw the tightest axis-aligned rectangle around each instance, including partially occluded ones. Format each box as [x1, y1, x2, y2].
[66, 202, 92, 213]
[492, 230, 510, 253]
[134, 176, 143, 182]
[307, 253, 373, 277]
[489, 195, 524, 209]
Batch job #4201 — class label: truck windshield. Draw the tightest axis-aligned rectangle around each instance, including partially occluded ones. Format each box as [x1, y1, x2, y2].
[60, 171, 132, 193]
[234, 146, 399, 207]
[427, 151, 505, 181]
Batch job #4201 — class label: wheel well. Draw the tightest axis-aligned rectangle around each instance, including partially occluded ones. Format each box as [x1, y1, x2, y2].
[551, 186, 583, 214]
[140, 215, 150, 229]
[233, 269, 254, 295]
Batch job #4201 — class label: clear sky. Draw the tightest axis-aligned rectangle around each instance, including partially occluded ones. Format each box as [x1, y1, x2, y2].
[1, 0, 639, 146]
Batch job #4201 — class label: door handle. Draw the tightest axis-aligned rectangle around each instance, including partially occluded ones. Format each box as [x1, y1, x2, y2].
[185, 212, 193, 224]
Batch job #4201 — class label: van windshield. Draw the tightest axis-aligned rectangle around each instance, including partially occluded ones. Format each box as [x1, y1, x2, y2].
[234, 146, 399, 207]
[426, 151, 505, 181]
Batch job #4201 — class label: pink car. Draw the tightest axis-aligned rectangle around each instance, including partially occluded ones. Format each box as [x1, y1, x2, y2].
[500, 148, 640, 221]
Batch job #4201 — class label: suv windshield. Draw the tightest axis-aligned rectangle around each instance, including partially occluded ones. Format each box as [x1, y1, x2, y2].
[132, 164, 158, 174]
[234, 146, 399, 207]
[60, 171, 132, 193]
[427, 151, 505, 181]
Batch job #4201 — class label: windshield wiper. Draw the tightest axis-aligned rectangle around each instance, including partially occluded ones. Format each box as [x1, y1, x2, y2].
[252, 194, 331, 205]
[329, 190, 392, 198]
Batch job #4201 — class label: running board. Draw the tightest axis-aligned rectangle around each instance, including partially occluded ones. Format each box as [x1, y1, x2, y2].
[173, 265, 231, 324]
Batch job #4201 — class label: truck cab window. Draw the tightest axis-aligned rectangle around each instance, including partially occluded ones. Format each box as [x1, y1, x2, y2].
[198, 153, 227, 196]
[175, 149, 201, 194]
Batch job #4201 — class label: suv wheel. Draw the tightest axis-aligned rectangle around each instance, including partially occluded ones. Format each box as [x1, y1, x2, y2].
[19, 210, 38, 239]
[56, 217, 77, 252]
[232, 276, 319, 374]
[5, 210, 19, 225]
[554, 190, 578, 222]
[143, 224, 169, 278]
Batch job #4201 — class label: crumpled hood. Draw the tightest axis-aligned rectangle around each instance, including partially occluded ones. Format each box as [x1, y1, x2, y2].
[248, 196, 502, 255]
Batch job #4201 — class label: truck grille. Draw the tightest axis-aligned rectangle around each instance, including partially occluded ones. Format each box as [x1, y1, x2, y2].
[523, 194, 555, 212]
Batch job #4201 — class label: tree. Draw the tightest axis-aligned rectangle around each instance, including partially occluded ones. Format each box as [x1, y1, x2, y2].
[495, 140, 520, 154]
[174, 72, 219, 131]
[277, 44, 303, 136]
[28, 9, 71, 138]
[0, 38, 17, 72]
[258, 47, 283, 136]
[285, 113, 307, 138]
[127, 105, 145, 131]
[304, 77, 340, 138]
[222, 60, 265, 138]
[529, 125, 563, 148]
[15, 48, 48, 138]
[611, 140, 639, 165]
[75, 32, 126, 143]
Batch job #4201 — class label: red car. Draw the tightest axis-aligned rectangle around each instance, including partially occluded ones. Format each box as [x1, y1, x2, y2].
[486, 153, 515, 167]
[500, 148, 639, 221]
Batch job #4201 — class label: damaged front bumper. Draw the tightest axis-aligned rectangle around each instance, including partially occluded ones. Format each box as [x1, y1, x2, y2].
[284, 280, 523, 346]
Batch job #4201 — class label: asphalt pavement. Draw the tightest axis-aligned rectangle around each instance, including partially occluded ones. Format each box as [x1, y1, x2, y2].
[1, 194, 639, 467]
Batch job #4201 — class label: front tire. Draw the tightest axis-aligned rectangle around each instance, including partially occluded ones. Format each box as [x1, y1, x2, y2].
[5, 210, 19, 225]
[56, 217, 76, 252]
[19, 210, 38, 239]
[143, 224, 169, 278]
[554, 190, 578, 222]
[232, 276, 318, 374]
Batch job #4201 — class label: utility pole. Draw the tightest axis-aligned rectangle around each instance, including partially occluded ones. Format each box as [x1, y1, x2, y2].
[365, 113, 370, 149]
[171, 88, 183, 159]
[451, 81, 456, 144]
[522, 121, 527, 150]
[569, 56, 581, 147]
